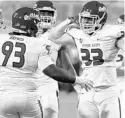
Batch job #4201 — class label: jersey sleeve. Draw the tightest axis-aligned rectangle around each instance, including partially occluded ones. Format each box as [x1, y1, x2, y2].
[50, 42, 61, 62]
[38, 45, 55, 71]
[37, 33, 56, 71]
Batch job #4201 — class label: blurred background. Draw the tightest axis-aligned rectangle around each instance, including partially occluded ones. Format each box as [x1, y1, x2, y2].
[0, 1, 124, 118]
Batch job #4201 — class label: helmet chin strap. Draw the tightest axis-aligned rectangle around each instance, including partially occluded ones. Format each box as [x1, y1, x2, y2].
[12, 28, 27, 34]
[11, 28, 37, 37]
[82, 23, 102, 35]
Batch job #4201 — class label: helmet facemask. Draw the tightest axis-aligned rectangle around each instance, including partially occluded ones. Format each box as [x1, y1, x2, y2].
[38, 9, 56, 29]
[79, 12, 102, 34]
[79, 11, 107, 35]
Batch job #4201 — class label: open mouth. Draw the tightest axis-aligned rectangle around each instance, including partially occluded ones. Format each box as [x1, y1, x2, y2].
[41, 18, 51, 23]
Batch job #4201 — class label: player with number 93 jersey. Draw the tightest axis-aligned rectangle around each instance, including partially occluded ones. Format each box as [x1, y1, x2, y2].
[0, 7, 54, 118]
[0, 31, 54, 91]
[0, 7, 92, 118]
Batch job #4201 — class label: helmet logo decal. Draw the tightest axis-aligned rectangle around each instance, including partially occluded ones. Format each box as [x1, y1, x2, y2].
[13, 12, 19, 18]
[86, 9, 92, 12]
[24, 13, 39, 20]
[99, 6, 106, 12]
[15, 23, 20, 26]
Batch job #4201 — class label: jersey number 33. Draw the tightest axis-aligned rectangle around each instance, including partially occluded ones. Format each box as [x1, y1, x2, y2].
[81, 48, 104, 66]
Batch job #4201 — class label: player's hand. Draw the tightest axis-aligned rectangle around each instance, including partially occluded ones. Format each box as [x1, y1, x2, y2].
[75, 76, 94, 92]
[0, 22, 6, 29]
[68, 15, 79, 25]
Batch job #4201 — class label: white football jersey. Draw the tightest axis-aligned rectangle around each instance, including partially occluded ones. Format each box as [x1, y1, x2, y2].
[0, 32, 55, 91]
[67, 24, 124, 87]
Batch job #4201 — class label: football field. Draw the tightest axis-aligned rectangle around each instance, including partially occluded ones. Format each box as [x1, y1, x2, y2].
[59, 92, 78, 118]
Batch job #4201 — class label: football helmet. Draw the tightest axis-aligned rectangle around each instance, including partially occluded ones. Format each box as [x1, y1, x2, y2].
[33, 0, 57, 29]
[116, 14, 124, 24]
[12, 7, 39, 37]
[79, 1, 108, 34]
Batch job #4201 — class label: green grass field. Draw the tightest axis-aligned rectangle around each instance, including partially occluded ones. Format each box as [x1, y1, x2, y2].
[59, 92, 78, 118]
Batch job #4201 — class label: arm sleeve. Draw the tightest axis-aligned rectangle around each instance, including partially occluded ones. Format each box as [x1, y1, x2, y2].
[48, 19, 75, 45]
[49, 18, 71, 41]
[50, 27, 79, 46]
[38, 46, 55, 71]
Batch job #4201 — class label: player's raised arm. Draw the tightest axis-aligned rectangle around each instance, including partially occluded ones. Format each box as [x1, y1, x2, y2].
[49, 17, 78, 45]
[49, 18, 71, 40]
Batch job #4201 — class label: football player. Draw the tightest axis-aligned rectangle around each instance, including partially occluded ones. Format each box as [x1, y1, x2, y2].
[33, 1, 59, 118]
[0, 7, 93, 118]
[49, 1, 125, 118]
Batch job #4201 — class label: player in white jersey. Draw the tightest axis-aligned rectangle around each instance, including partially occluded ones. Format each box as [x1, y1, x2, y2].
[49, 1, 125, 118]
[0, 7, 93, 118]
[33, 1, 59, 118]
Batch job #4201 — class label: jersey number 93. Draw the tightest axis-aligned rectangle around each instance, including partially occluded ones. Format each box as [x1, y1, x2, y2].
[1, 41, 26, 68]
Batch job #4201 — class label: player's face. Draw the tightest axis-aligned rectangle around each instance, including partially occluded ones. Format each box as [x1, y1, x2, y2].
[39, 10, 54, 23]
[37, 10, 54, 30]
[79, 13, 98, 34]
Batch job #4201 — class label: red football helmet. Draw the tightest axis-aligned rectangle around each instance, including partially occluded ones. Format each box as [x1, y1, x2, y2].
[79, 1, 108, 34]
[12, 7, 39, 36]
[33, 0, 57, 29]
